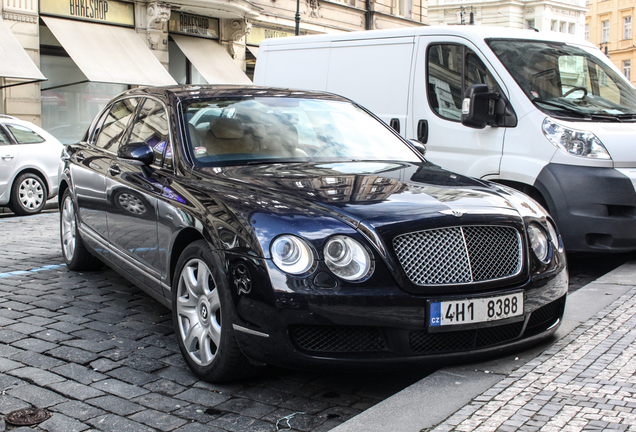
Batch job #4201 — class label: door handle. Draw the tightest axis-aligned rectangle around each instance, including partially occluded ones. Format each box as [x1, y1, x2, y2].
[1, 155, 14, 161]
[389, 118, 400, 134]
[417, 120, 429, 144]
[109, 164, 121, 176]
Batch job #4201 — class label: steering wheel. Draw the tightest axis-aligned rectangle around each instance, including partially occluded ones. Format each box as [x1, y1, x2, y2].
[563, 86, 588, 98]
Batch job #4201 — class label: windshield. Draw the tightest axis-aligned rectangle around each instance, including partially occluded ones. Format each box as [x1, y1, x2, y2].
[182, 97, 421, 166]
[487, 39, 636, 120]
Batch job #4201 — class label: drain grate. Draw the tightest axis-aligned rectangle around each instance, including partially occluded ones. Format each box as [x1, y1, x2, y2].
[5, 407, 51, 426]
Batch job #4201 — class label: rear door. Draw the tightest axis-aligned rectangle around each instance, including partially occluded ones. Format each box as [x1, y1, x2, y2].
[412, 36, 508, 179]
[0, 125, 18, 200]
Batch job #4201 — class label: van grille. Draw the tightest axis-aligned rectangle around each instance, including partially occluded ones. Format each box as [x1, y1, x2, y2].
[393, 226, 522, 285]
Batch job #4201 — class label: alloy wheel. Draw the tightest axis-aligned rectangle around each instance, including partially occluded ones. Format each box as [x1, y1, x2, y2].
[61, 195, 76, 261]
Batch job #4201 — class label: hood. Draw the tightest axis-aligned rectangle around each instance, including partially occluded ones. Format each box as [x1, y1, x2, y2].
[583, 121, 636, 164]
[195, 161, 521, 227]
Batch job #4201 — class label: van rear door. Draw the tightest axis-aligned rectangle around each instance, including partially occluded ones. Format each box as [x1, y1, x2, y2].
[411, 36, 508, 179]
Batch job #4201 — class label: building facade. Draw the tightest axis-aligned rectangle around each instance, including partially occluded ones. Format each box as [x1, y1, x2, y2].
[586, 0, 636, 85]
[428, 0, 587, 40]
[1, 0, 427, 140]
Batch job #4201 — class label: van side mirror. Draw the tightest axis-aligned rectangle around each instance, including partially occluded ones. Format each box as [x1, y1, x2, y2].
[408, 139, 426, 156]
[461, 84, 517, 129]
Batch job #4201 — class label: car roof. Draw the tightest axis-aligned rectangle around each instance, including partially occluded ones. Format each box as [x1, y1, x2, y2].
[117, 85, 354, 103]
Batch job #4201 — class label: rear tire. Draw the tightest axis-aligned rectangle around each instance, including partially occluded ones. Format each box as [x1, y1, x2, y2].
[173, 240, 260, 382]
[9, 173, 47, 216]
[60, 189, 102, 271]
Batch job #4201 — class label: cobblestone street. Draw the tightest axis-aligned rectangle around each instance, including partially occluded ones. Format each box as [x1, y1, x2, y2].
[427, 264, 636, 432]
[0, 213, 430, 432]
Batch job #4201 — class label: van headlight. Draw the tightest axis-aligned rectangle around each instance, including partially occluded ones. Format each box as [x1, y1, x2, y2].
[271, 235, 315, 274]
[324, 236, 374, 281]
[542, 118, 610, 159]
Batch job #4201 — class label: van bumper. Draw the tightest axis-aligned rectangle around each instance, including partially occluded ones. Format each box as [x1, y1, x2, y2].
[535, 163, 636, 252]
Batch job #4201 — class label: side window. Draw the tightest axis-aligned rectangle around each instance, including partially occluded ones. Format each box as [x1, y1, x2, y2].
[94, 98, 139, 153]
[5, 124, 45, 144]
[128, 98, 170, 168]
[427, 44, 499, 121]
[0, 128, 12, 145]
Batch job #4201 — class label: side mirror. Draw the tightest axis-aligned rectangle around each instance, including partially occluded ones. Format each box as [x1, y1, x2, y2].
[461, 84, 518, 129]
[409, 139, 426, 156]
[117, 142, 155, 166]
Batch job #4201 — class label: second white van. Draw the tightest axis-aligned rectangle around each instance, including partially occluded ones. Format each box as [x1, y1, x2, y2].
[254, 26, 636, 253]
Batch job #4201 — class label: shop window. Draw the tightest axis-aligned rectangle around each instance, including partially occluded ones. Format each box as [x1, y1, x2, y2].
[128, 98, 171, 169]
[94, 98, 139, 154]
[624, 17, 632, 40]
[427, 44, 499, 122]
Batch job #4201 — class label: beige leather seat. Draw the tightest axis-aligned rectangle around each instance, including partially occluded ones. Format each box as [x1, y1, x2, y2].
[260, 124, 307, 157]
[203, 118, 253, 155]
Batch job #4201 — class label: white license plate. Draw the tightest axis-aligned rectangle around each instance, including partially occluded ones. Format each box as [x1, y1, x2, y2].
[429, 292, 524, 327]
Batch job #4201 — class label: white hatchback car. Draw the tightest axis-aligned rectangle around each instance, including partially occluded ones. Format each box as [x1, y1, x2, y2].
[0, 115, 63, 215]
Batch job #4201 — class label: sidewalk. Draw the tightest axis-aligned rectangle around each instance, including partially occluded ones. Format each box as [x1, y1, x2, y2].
[332, 261, 636, 432]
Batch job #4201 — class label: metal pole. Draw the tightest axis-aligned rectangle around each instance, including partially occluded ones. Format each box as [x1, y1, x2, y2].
[295, 0, 300, 35]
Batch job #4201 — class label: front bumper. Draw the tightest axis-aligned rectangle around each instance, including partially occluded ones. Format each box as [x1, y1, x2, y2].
[231, 260, 568, 370]
[535, 163, 636, 252]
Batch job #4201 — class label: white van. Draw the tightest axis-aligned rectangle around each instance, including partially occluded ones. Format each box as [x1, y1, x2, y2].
[254, 25, 636, 253]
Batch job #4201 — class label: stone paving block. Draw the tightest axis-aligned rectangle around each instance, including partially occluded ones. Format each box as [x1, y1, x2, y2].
[88, 359, 119, 373]
[176, 388, 231, 407]
[48, 380, 106, 401]
[210, 412, 274, 432]
[157, 366, 199, 387]
[87, 414, 156, 432]
[174, 422, 225, 432]
[129, 408, 188, 431]
[263, 408, 326, 432]
[0, 329, 28, 344]
[90, 378, 150, 399]
[51, 400, 106, 421]
[143, 379, 187, 396]
[279, 396, 333, 415]
[39, 412, 90, 432]
[236, 387, 290, 405]
[0, 357, 23, 373]
[215, 397, 278, 418]
[121, 354, 166, 373]
[132, 392, 187, 412]
[107, 366, 157, 386]
[0, 394, 31, 415]
[7, 383, 67, 408]
[46, 346, 99, 365]
[4, 322, 45, 335]
[85, 395, 146, 416]
[11, 350, 64, 369]
[11, 337, 59, 353]
[32, 328, 74, 342]
[50, 363, 107, 386]
[8, 366, 65, 386]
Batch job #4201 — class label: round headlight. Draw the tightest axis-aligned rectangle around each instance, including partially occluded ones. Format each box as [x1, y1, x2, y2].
[324, 236, 373, 281]
[527, 223, 550, 263]
[271, 235, 314, 275]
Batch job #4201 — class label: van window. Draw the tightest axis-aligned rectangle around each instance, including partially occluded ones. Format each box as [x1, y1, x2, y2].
[427, 44, 499, 121]
[488, 39, 636, 119]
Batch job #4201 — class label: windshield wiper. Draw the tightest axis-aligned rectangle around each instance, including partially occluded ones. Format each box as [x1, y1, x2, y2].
[532, 99, 592, 118]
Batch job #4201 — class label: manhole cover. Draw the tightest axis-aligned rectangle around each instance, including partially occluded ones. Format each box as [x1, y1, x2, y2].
[5, 407, 51, 426]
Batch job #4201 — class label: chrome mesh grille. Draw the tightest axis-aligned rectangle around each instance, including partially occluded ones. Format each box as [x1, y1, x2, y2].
[393, 226, 522, 285]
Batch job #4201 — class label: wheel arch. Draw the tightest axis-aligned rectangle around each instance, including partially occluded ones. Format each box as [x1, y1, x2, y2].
[494, 179, 551, 214]
[12, 168, 50, 197]
[169, 227, 206, 288]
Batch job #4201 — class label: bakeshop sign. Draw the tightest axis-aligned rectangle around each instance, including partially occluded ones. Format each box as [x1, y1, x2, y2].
[40, 0, 134, 26]
[168, 12, 219, 39]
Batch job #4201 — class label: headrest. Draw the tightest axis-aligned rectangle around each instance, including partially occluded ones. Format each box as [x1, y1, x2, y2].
[210, 118, 244, 139]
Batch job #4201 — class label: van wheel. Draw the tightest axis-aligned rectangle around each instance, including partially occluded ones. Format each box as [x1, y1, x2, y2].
[173, 240, 259, 382]
[60, 189, 102, 271]
[9, 173, 47, 215]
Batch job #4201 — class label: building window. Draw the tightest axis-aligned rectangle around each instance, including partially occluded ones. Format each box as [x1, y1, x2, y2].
[394, 0, 411, 18]
[551, 20, 558, 32]
[526, 19, 535, 30]
[624, 60, 631, 80]
[602, 20, 610, 43]
[585, 24, 589, 40]
[560, 21, 567, 33]
[569, 23, 576, 34]
[624, 17, 632, 40]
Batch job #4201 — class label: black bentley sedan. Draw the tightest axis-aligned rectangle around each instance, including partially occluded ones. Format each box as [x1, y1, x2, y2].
[59, 86, 568, 382]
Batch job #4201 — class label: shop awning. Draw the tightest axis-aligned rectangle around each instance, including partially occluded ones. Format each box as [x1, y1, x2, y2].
[247, 46, 259, 58]
[41, 16, 176, 87]
[171, 35, 251, 84]
[0, 17, 46, 86]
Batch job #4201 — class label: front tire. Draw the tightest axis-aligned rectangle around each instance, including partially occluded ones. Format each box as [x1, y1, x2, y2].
[60, 189, 102, 271]
[9, 173, 47, 215]
[173, 240, 259, 382]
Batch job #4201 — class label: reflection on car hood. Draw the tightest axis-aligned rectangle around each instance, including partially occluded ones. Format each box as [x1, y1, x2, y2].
[196, 161, 520, 226]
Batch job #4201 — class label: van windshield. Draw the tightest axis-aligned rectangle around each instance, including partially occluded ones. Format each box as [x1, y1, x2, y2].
[487, 39, 636, 121]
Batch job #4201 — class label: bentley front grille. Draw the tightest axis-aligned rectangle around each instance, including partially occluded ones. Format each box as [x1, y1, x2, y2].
[393, 225, 522, 286]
